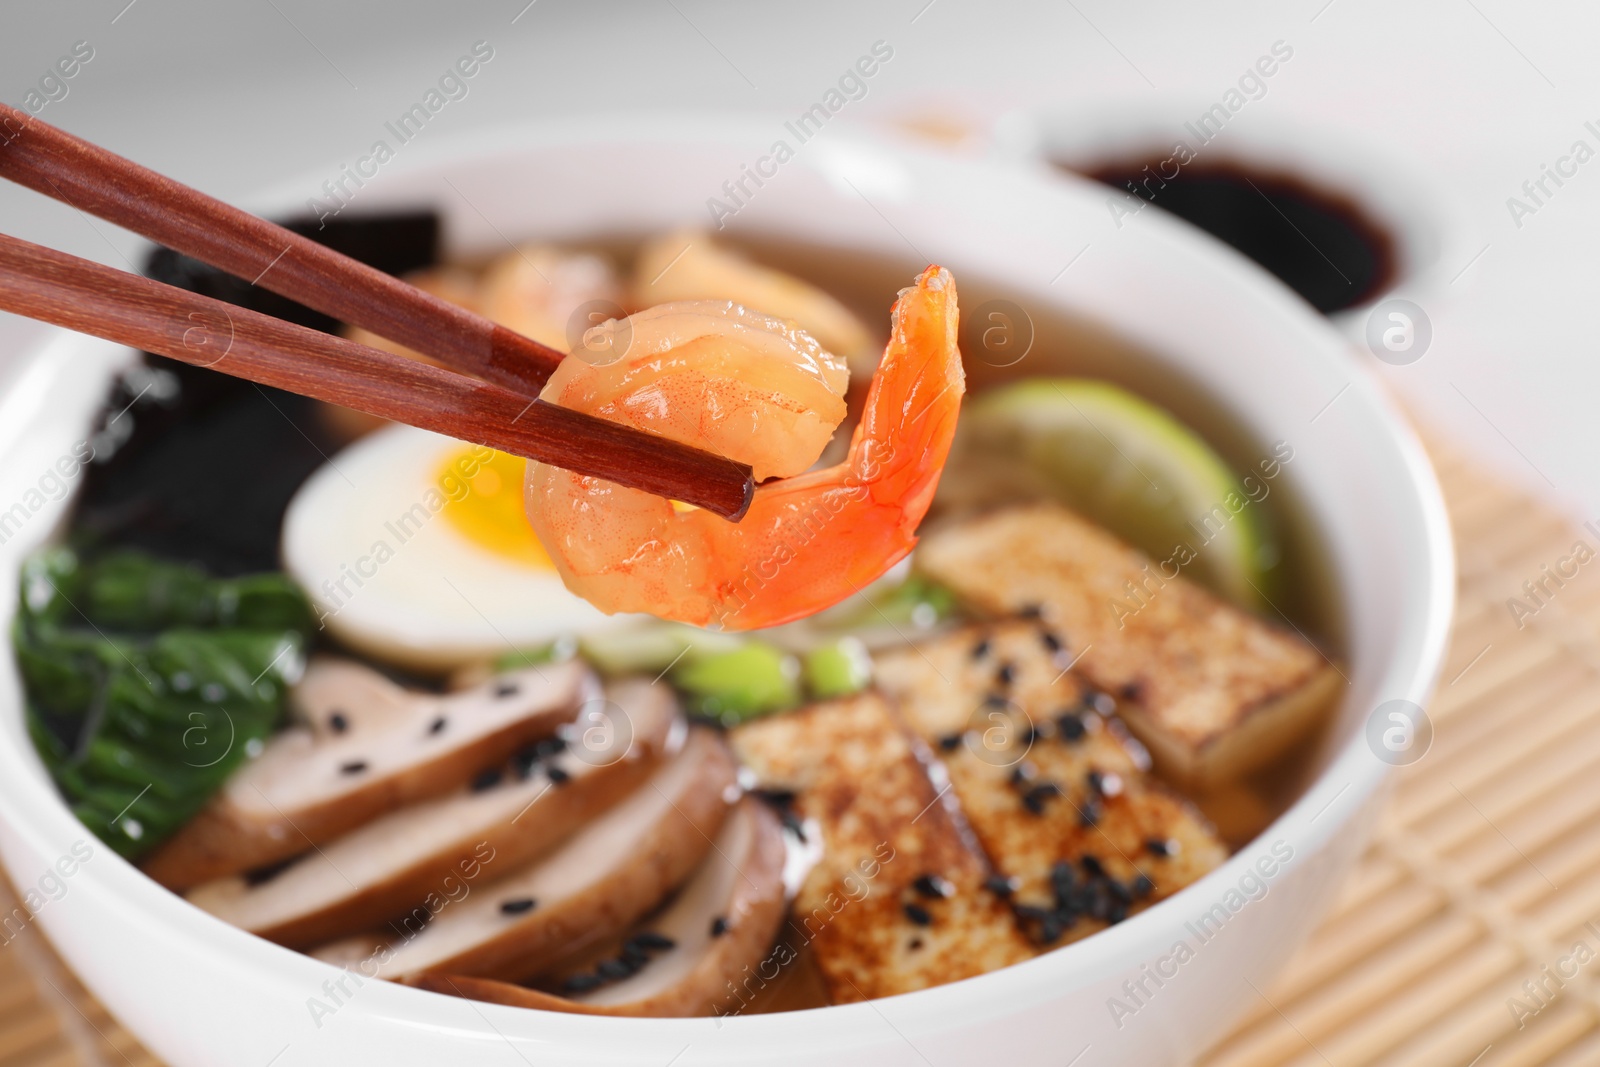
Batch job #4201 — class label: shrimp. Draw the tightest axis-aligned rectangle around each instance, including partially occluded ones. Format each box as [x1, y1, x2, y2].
[525, 265, 964, 630]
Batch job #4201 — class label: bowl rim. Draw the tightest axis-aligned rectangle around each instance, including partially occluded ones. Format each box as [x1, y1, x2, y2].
[0, 113, 1456, 1053]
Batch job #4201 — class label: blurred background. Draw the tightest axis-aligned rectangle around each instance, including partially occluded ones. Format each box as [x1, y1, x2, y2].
[1, 0, 1596, 520]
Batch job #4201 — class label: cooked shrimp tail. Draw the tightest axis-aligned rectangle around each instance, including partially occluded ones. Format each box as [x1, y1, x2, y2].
[525, 266, 964, 630]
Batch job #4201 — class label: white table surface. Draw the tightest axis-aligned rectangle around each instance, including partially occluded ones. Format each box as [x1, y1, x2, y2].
[1, 0, 1595, 524]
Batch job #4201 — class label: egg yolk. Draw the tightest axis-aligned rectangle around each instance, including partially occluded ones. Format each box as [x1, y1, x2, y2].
[437, 447, 554, 569]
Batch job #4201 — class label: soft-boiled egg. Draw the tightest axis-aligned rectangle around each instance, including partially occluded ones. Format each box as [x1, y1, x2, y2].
[282, 423, 637, 672]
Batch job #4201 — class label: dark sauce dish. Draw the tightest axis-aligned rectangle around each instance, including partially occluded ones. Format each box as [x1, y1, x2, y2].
[1083, 160, 1396, 315]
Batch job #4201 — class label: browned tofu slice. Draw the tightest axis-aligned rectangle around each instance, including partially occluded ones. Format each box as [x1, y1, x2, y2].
[729, 694, 1034, 1003]
[916, 504, 1342, 788]
[876, 622, 1227, 947]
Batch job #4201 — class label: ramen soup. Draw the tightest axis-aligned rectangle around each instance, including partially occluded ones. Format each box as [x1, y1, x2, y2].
[13, 214, 1344, 1016]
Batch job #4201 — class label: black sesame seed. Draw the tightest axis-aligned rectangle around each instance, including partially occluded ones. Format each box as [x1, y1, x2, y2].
[328, 712, 349, 734]
[710, 916, 729, 938]
[912, 874, 953, 899]
[499, 897, 538, 915]
[471, 768, 503, 792]
[1009, 762, 1037, 786]
[755, 788, 797, 807]
[620, 943, 650, 967]
[984, 875, 1017, 898]
[597, 957, 637, 981]
[428, 716, 448, 736]
[1078, 800, 1102, 829]
[1022, 792, 1046, 816]
[545, 764, 571, 785]
[1119, 682, 1142, 702]
[495, 682, 520, 699]
[1107, 902, 1130, 925]
[1018, 603, 1044, 620]
[983, 692, 1009, 709]
[1080, 855, 1106, 879]
[339, 760, 368, 775]
[1056, 713, 1086, 742]
[937, 732, 963, 752]
[1012, 904, 1051, 923]
[1131, 874, 1155, 899]
[1019, 724, 1039, 745]
[512, 746, 539, 778]
[563, 973, 605, 994]
[629, 931, 677, 952]
[1040, 631, 1062, 653]
[1086, 770, 1105, 795]
[970, 638, 992, 660]
[908, 937, 924, 951]
[535, 736, 569, 759]
[1050, 861, 1076, 900]
[1145, 838, 1176, 858]
[1038, 916, 1064, 943]
[995, 662, 1017, 687]
[780, 810, 809, 843]
[244, 856, 300, 886]
[1106, 879, 1133, 905]
[903, 902, 933, 926]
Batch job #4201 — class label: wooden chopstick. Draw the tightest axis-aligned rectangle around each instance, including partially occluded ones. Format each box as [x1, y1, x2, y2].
[0, 232, 754, 522]
[0, 102, 562, 396]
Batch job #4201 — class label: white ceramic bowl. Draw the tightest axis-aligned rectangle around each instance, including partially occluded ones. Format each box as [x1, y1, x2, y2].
[0, 116, 1453, 1066]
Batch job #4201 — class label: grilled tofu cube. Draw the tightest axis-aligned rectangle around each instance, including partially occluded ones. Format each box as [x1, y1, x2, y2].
[916, 504, 1342, 788]
[876, 622, 1227, 946]
[729, 694, 1034, 1003]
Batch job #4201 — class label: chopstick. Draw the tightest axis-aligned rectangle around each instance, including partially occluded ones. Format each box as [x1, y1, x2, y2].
[0, 103, 563, 396]
[0, 232, 754, 522]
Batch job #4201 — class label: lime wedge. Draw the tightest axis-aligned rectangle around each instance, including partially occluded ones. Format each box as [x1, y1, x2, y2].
[942, 378, 1278, 608]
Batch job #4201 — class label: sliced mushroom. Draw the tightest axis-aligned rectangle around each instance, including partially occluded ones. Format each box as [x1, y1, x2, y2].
[477, 245, 623, 351]
[412, 797, 785, 1017]
[328, 268, 483, 440]
[185, 678, 680, 948]
[313, 726, 738, 981]
[631, 231, 880, 375]
[342, 267, 483, 364]
[143, 657, 593, 890]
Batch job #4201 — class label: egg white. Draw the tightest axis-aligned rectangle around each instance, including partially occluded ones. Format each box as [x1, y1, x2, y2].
[282, 423, 637, 672]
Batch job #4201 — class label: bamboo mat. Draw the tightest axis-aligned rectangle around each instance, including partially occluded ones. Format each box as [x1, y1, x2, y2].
[2, 430, 1597, 1067]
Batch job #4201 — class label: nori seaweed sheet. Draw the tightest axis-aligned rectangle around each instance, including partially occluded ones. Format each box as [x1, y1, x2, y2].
[69, 212, 441, 575]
